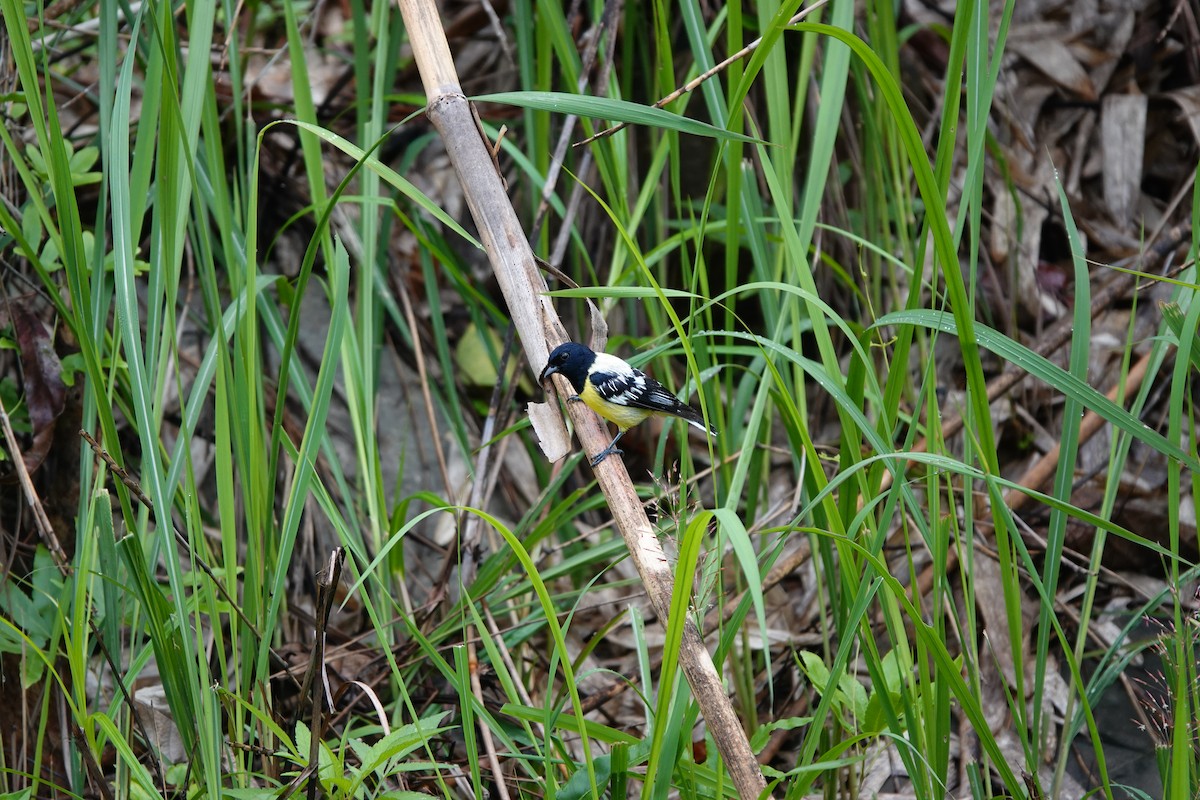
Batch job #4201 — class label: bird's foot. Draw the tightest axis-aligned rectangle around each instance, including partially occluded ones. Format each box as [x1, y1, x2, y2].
[566, 395, 583, 404]
[590, 446, 623, 467]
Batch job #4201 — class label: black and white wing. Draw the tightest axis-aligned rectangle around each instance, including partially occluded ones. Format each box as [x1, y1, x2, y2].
[590, 353, 716, 436]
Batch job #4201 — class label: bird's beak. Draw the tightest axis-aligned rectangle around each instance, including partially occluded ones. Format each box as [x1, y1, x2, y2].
[539, 363, 558, 385]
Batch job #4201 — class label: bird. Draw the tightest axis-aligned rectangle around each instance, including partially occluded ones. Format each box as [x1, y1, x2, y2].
[539, 341, 716, 467]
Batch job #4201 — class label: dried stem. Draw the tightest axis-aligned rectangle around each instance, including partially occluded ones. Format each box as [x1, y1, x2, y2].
[393, 0, 772, 795]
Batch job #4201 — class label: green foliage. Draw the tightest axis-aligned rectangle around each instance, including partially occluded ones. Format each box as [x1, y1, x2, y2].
[795, 648, 924, 738]
[0, 376, 30, 439]
[0, 547, 61, 687]
[276, 715, 453, 799]
[0, 0, 1194, 797]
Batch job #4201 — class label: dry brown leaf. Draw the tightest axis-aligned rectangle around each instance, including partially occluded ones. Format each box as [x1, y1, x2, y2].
[1010, 37, 1098, 100]
[859, 739, 905, 796]
[12, 304, 66, 474]
[1079, 9, 1135, 94]
[1163, 84, 1200, 145]
[972, 544, 1029, 693]
[133, 684, 188, 766]
[1101, 94, 1148, 223]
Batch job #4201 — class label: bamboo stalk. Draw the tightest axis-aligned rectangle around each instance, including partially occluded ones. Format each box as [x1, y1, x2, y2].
[393, 0, 772, 796]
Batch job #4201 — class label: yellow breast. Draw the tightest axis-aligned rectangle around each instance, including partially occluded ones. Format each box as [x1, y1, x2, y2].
[579, 381, 654, 431]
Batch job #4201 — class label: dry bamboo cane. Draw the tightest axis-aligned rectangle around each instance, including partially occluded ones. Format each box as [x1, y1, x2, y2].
[393, 0, 772, 796]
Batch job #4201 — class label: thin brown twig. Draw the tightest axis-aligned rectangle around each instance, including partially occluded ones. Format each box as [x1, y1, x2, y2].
[574, 0, 832, 147]
[1004, 347, 1155, 512]
[84, 615, 167, 791]
[436, 325, 517, 599]
[534, 0, 617, 240]
[73, 728, 114, 800]
[467, 635, 512, 800]
[0, 395, 70, 574]
[303, 548, 344, 800]
[392, 273, 455, 502]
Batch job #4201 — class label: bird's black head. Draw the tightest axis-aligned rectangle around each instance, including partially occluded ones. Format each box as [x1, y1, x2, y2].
[539, 342, 595, 393]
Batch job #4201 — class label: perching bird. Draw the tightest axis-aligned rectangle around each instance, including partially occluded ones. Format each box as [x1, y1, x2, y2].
[539, 342, 716, 467]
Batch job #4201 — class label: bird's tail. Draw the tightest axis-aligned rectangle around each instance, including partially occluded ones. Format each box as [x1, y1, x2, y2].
[677, 406, 717, 439]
